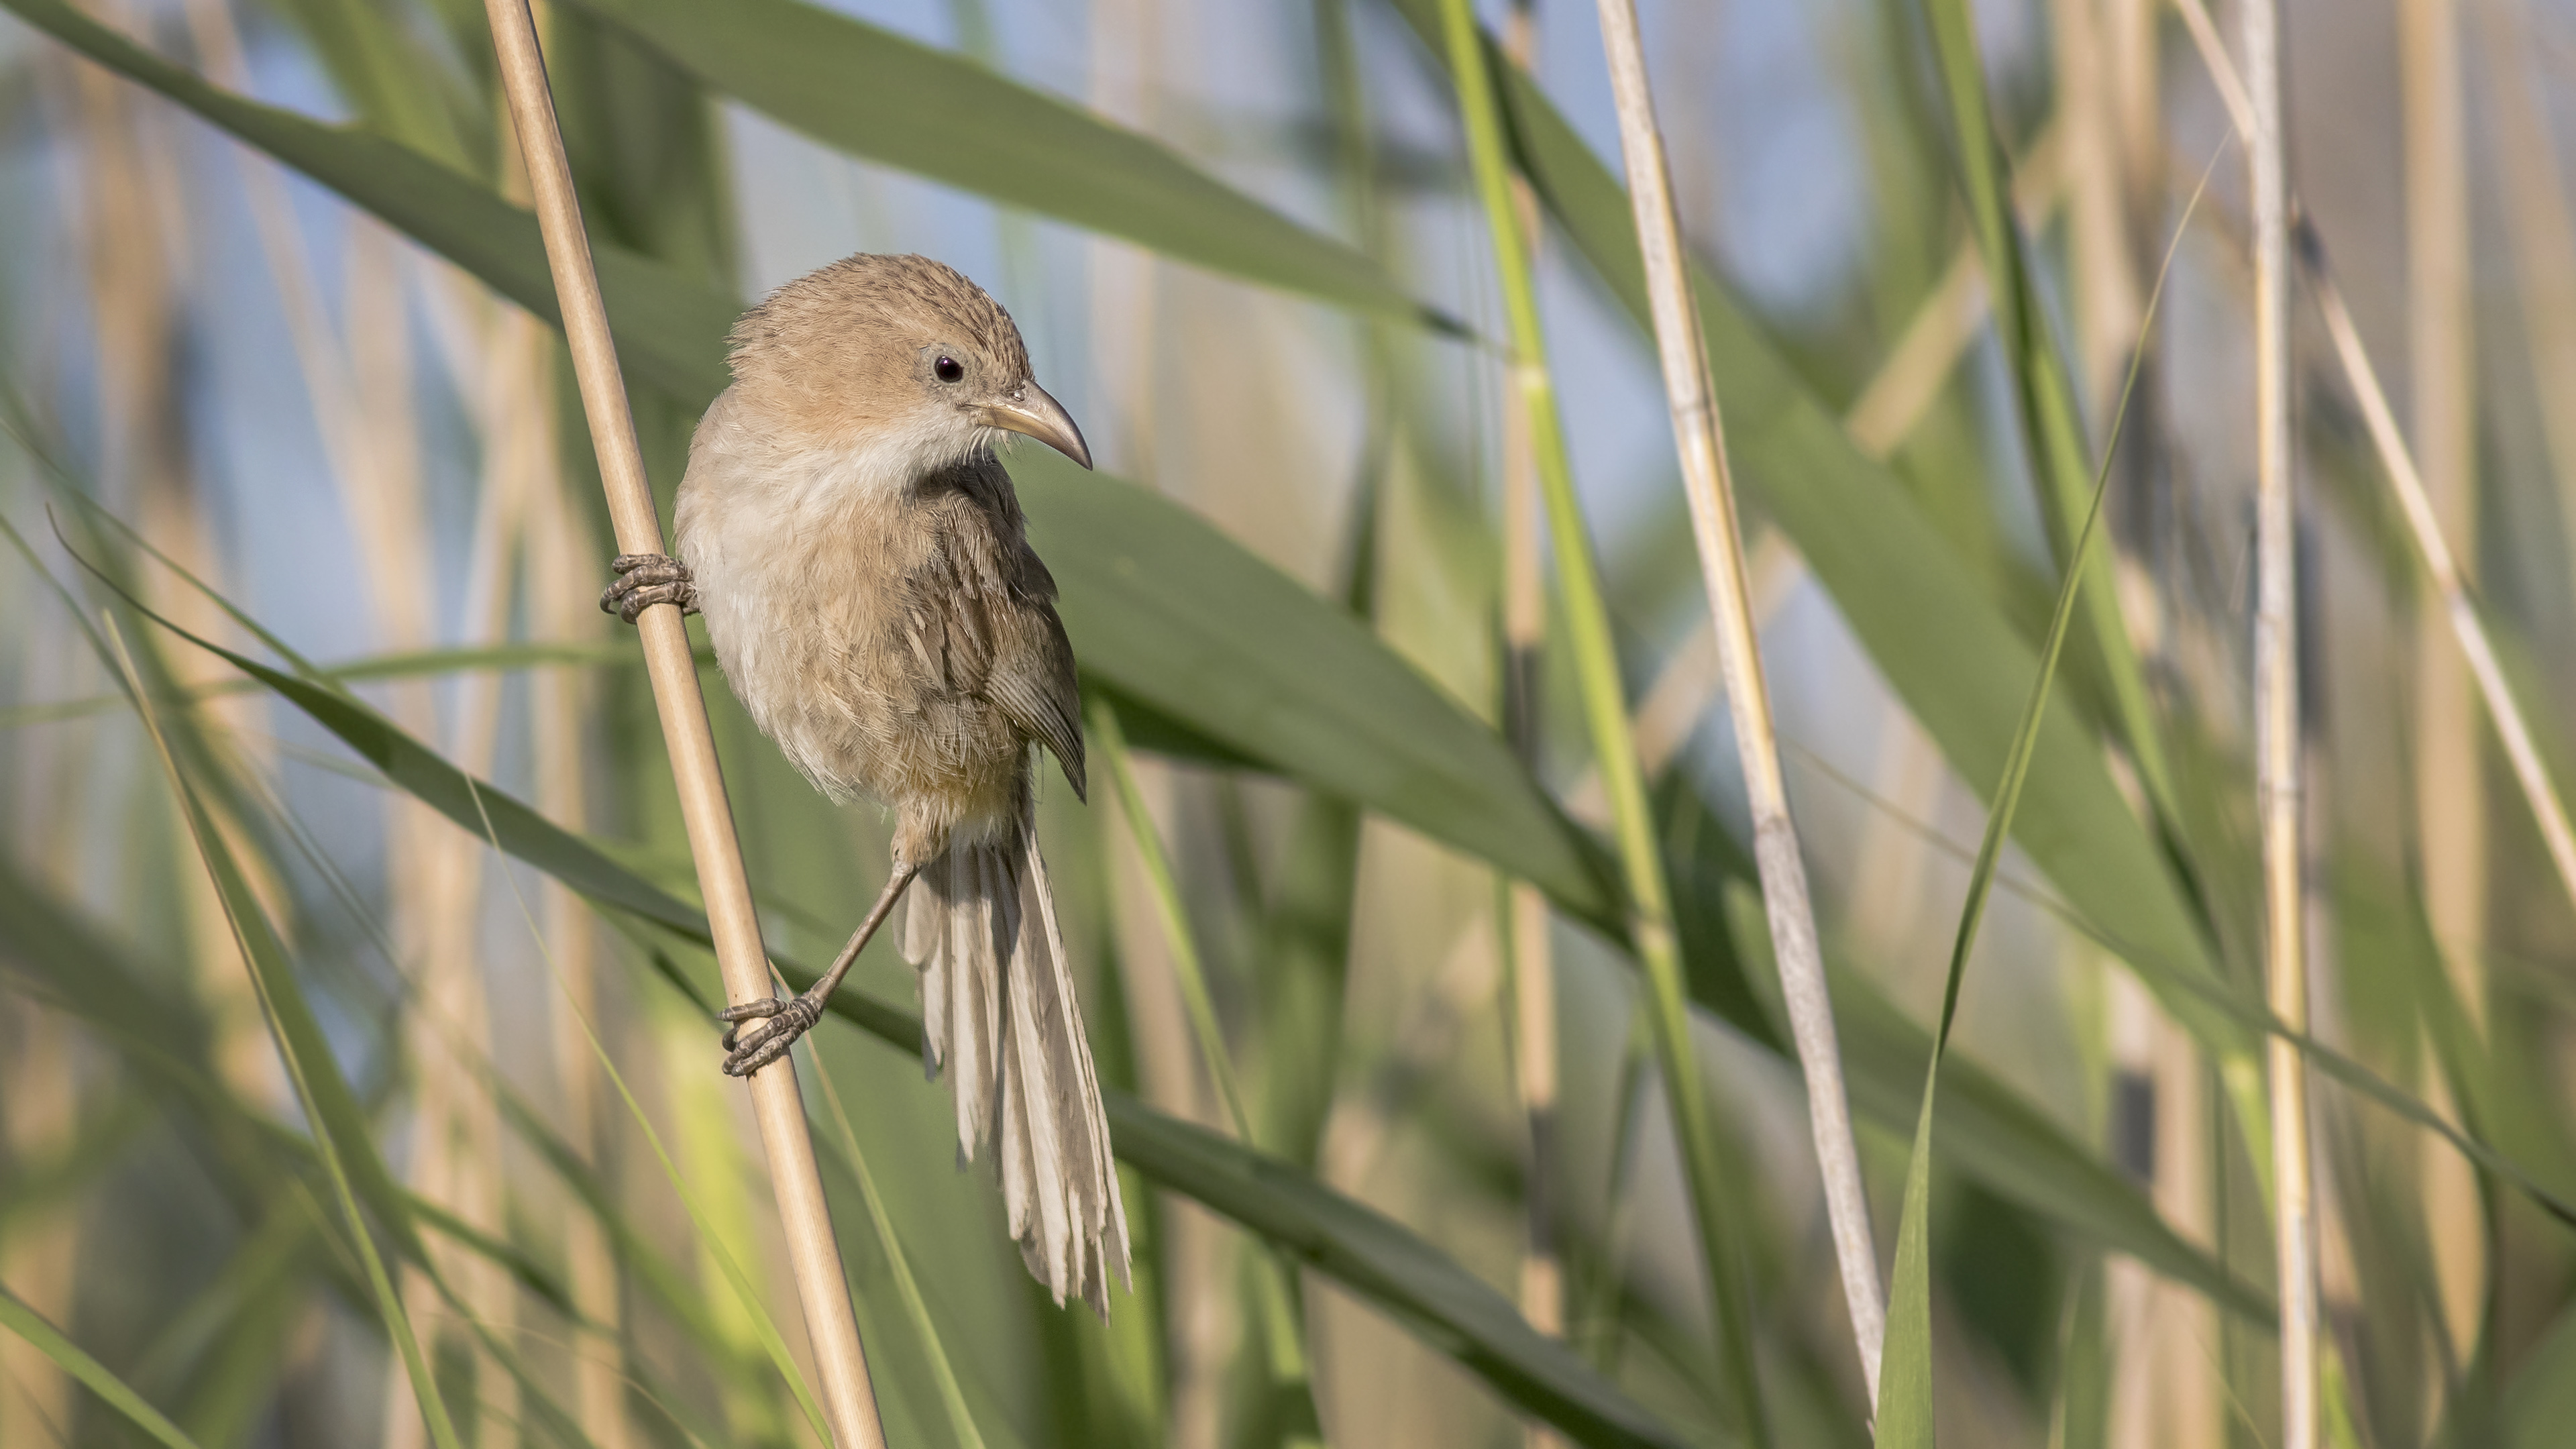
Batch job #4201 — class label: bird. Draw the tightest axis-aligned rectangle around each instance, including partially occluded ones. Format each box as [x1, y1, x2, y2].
[600, 252, 1128, 1315]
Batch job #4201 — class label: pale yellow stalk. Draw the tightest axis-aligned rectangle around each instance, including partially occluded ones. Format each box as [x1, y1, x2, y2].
[2178, 0, 2576, 1089]
[2080, 5, 2214, 1446]
[0, 498, 85, 1449]
[2054, 0, 2143, 412]
[370, 231, 519, 1449]
[0, 1017, 74, 1446]
[176, 4, 531, 1432]
[2477, 0, 2576, 626]
[479, 4, 885, 1443]
[1589, 0, 1883, 1394]
[13, 44, 216, 1440]
[2243, 1, 2318, 1443]
[2401, 0, 2489, 1381]
[2308, 270, 2576, 971]
[524, 347, 634, 1449]
[1622, 115, 2066, 817]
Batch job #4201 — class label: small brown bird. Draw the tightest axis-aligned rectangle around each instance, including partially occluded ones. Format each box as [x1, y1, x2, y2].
[602, 254, 1127, 1313]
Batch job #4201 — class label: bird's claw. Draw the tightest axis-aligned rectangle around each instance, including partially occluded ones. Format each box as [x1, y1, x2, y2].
[719, 993, 824, 1076]
[601, 553, 699, 624]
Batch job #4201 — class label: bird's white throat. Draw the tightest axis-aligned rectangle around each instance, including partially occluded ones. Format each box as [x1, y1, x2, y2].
[769, 414, 994, 511]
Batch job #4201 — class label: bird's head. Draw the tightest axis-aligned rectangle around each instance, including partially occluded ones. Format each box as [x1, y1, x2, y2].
[725, 252, 1092, 475]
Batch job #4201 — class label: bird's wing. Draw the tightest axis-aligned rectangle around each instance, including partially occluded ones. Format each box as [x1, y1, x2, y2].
[986, 586, 1085, 802]
[907, 475, 1085, 800]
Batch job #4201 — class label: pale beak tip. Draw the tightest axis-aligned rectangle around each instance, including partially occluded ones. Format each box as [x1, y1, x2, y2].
[982, 384, 1093, 472]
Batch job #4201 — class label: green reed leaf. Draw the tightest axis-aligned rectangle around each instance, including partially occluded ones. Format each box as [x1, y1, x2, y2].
[0, 1282, 203, 1449]
[107, 623, 466, 1449]
[1381, 0, 2242, 1061]
[91, 566, 1685, 1449]
[557, 0, 1456, 333]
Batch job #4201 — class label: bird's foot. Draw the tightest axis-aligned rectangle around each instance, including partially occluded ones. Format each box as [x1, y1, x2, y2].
[600, 553, 699, 623]
[718, 992, 826, 1077]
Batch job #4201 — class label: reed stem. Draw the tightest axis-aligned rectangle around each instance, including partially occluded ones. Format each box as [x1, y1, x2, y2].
[2400, 0, 2489, 1377]
[2175, 0, 2576, 929]
[2243, 1, 2318, 1442]
[2304, 264, 2576, 952]
[476, 4, 884, 1443]
[1434, 0, 1768, 1437]
[1587, 0, 1884, 1400]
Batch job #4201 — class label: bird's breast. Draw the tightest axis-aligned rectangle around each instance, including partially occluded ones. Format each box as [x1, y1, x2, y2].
[674, 437, 1022, 824]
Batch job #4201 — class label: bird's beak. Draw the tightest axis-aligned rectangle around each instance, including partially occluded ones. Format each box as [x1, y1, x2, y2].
[976, 384, 1093, 470]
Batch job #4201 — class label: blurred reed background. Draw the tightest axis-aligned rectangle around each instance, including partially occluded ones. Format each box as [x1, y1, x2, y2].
[2, 0, 2574, 1444]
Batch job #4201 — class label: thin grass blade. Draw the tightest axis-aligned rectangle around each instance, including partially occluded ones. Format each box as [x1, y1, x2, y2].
[1872, 153, 2216, 1437]
[805, 1050, 992, 1449]
[451, 782, 834, 1446]
[104, 621, 466, 1449]
[1872, 357, 2118, 1446]
[0, 1283, 204, 1449]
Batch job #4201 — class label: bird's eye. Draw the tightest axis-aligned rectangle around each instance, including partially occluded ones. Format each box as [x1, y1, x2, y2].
[934, 356, 965, 383]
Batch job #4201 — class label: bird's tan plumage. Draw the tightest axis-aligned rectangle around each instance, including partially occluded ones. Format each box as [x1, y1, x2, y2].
[661, 253, 1126, 1313]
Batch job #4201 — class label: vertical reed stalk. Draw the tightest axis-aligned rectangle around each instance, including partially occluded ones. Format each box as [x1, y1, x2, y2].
[178, 6, 518, 1429]
[2178, 19, 2576, 1429]
[2400, 0, 2489, 1378]
[1083, 10, 1230, 1441]
[1089, 0, 1163, 483]
[1493, 6, 1565, 1424]
[2477, 0, 2576, 611]
[2304, 260, 2576, 959]
[525, 349, 633, 1449]
[341, 217, 503, 1449]
[2053, 0, 2143, 410]
[2402, 0, 2481, 1018]
[11, 53, 172, 1444]
[2090, 6, 2216, 1443]
[0, 1014, 73, 1444]
[2471, 0, 2576, 909]
[476, 5, 885, 1443]
[409, 295, 555, 1449]
[1435, 0, 1768, 1437]
[2483, 1, 2576, 675]
[2243, 1, 2318, 1444]
[2179, 0, 2576, 920]
[474, 101, 630, 1440]
[1587, 0, 1884, 1399]
[0, 602, 83, 1448]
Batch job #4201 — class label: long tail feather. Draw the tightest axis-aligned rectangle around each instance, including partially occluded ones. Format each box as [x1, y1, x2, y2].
[902, 800, 1131, 1313]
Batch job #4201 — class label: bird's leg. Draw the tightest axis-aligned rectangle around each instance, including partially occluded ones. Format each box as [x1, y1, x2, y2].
[720, 863, 922, 1077]
[600, 552, 699, 625]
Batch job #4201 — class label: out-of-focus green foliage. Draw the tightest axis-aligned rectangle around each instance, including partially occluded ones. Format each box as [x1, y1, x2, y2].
[6, 0, 2576, 1445]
